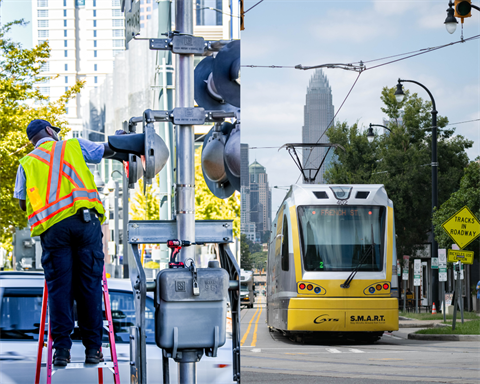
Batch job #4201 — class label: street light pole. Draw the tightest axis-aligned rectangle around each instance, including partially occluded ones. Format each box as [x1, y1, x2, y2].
[395, 79, 439, 310]
[366, 123, 392, 143]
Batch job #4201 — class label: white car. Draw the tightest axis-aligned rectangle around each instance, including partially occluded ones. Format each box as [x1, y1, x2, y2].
[0, 271, 235, 384]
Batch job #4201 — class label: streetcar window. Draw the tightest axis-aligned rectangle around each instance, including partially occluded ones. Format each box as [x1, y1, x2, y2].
[281, 215, 289, 271]
[297, 206, 386, 272]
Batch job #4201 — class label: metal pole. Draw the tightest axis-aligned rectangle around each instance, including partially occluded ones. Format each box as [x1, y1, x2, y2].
[460, 264, 464, 323]
[415, 286, 419, 314]
[175, 1, 196, 382]
[442, 282, 446, 322]
[178, 362, 196, 383]
[114, 181, 120, 267]
[403, 280, 406, 312]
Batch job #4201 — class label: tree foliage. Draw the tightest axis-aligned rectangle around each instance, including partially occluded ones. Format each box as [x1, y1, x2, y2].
[129, 176, 161, 220]
[194, 146, 240, 239]
[240, 234, 253, 270]
[0, 19, 84, 251]
[324, 86, 472, 256]
[433, 162, 480, 256]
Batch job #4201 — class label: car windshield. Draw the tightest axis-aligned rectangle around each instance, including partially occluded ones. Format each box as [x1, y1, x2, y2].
[240, 284, 248, 292]
[0, 286, 156, 344]
[297, 205, 386, 272]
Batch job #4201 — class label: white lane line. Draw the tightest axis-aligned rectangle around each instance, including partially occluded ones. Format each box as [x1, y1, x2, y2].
[348, 349, 365, 353]
[326, 348, 342, 353]
[383, 333, 402, 340]
[251, 348, 262, 353]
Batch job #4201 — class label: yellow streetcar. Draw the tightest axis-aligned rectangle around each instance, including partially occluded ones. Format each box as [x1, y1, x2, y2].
[266, 184, 399, 343]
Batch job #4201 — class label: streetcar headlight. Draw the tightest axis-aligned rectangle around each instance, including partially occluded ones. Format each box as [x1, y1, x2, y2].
[369, 287, 375, 294]
[314, 287, 321, 294]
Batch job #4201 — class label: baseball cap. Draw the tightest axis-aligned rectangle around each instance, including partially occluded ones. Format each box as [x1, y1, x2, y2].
[26, 119, 61, 140]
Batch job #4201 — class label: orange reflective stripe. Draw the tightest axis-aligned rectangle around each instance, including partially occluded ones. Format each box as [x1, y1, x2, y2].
[56, 141, 67, 201]
[45, 142, 56, 204]
[47, 141, 64, 204]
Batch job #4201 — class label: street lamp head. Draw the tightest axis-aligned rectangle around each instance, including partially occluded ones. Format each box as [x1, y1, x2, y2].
[106, 179, 116, 193]
[93, 169, 105, 191]
[444, 2, 458, 34]
[367, 124, 375, 143]
[394, 81, 405, 103]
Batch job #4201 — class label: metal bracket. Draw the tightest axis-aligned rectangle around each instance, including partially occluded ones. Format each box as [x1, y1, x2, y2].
[148, 35, 237, 56]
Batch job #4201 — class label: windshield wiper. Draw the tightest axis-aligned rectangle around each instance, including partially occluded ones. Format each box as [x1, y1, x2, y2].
[341, 225, 375, 288]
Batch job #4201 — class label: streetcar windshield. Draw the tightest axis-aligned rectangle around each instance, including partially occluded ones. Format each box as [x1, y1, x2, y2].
[297, 206, 386, 272]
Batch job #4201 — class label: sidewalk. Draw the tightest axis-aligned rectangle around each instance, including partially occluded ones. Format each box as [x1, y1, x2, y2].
[392, 316, 480, 341]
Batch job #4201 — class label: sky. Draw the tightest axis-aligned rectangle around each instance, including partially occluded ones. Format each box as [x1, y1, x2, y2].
[241, 0, 480, 214]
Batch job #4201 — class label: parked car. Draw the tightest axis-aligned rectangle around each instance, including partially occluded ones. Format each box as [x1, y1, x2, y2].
[0, 271, 235, 384]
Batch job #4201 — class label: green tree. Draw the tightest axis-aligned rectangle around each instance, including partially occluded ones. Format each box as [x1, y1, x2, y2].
[250, 251, 267, 271]
[240, 234, 253, 270]
[433, 162, 480, 256]
[194, 146, 240, 239]
[0, 18, 84, 251]
[129, 176, 160, 220]
[324, 86, 472, 256]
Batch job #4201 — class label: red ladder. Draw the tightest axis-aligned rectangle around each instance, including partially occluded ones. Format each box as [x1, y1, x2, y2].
[34, 267, 120, 384]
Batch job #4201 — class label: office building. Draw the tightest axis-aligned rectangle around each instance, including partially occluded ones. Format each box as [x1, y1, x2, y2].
[249, 160, 271, 242]
[302, 69, 334, 183]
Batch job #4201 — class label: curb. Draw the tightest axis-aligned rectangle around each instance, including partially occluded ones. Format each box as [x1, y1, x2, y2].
[408, 334, 480, 341]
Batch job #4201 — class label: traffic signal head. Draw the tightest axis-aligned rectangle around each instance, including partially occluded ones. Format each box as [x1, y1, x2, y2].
[454, 0, 472, 18]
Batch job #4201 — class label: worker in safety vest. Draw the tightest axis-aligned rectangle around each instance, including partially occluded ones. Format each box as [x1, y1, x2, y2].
[14, 119, 120, 366]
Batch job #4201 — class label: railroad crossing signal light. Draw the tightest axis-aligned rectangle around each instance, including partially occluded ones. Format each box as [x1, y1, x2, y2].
[454, 0, 472, 18]
[201, 121, 240, 199]
[194, 40, 240, 111]
[108, 126, 169, 186]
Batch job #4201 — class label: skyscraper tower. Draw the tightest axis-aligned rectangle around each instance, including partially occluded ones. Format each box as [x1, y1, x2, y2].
[302, 69, 334, 183]
[249, 160, 271, 242]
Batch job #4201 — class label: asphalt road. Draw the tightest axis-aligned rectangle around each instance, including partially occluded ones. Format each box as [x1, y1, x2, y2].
[240, 296, 480, 384]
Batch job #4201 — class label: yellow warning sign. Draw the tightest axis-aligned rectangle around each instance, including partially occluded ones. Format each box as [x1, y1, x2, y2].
[447, 249, 474, 264]
[441, 206, 480, 249]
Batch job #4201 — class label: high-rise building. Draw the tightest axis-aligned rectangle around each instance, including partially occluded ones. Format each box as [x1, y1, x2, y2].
[249, 160, 271, 242]
[302, 69, 334, 183]
[33, 0, 126, 138]
[240, 143, 250, 233]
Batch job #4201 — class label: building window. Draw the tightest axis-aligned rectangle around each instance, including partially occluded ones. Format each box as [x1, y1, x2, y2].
[112, 29, 124, 37]
[147, 15, 151, 20]
[65, 63, 68, 70]
[146, 7, 151, 12]
[93, 20, 97, 27]
[112, 39, 124, 47]
[196, 0, 223, 26]
[112, 9, 122, 17]
[65, 86, 68, 92]
[140, 15, 144, 21]
[64, 20, 67, 27]
[38, 30, 49, 38]
[39, 87, 50, 95]
[38, 0, 48, 7]
[64, 50, 68, 57]
[147, 0, 151, 3]
[93, 40, 97, 47]
[64, 40, 68, 47]
[94, 50, 97, 57]
[65, 107, 68, 115]
[93, 30, 97, 37]
[94, 64, 97, 71]
[63, 10, 67, 17]
[38, 20, 49, 28]
[112, 0, 120, 6]
[94, 76, 98, 84]
[112, 19, 124, 27]
[65, 76, 68, 83]
[64, 30, 67, 37]
[73, 131, 80, 138]
[63, 0, 66, 6]
[37, 10, 48, 17]
[93, 0, 96, 6]
[93, 10, 97, 17]
[41, 62, 50, 72]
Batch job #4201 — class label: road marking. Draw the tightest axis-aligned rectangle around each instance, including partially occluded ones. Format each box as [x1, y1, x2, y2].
[369, 358, 404, 361]
[348, 349, 364, 353]
[240, 302, 260, 346]
[251, 348, 262, 353]
[383, 333, 402, 340]
[326, 348, 341, 353]
[250, 296, 263, 347]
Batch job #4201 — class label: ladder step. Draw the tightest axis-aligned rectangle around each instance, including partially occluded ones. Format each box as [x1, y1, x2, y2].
[42, 361, 118, 370]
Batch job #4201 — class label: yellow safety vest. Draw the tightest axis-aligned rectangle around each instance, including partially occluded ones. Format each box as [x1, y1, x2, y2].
[20, 139, 106, 236]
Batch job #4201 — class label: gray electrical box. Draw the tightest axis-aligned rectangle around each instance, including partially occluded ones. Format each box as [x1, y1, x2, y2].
[13, 228, 42, 271]
[155, 265, 228, 357]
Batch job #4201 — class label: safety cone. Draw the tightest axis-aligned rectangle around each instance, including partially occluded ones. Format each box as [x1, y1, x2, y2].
[432, 302, 437, 315]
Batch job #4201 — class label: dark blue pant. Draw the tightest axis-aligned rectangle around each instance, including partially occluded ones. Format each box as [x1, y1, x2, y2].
[40, 214, 104, 350]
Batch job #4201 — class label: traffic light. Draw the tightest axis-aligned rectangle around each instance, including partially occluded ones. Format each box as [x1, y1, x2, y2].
[201, 121, 240, 199]
[194, 40, 240, 111]
[454, 0, 472, 18]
